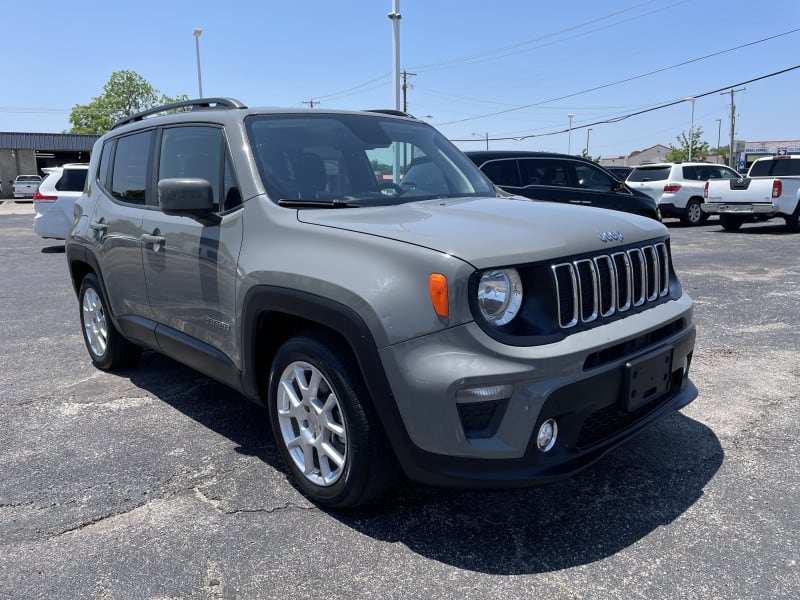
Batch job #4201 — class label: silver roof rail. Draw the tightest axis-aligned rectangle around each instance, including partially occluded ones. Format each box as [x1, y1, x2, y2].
[112, 97, 247, 130]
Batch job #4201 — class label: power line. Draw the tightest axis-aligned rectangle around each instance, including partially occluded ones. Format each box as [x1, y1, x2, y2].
[409, 1, 676, 72]
[449, 65, 800, 143]
[436, 27, 800, 127]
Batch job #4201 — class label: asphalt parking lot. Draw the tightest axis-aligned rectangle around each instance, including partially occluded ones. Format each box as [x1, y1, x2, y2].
[1, 206, 798, 599]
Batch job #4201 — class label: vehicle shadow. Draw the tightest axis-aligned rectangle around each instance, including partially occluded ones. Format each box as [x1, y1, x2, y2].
[126, 351, 722, 576]
[41, 245, 65, 253]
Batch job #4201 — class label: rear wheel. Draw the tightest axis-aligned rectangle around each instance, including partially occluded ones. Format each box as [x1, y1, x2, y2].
[785, 204, 800, 232]
[681, 198, 706, 226]
[720, 214, 744, 231]
[79, 274, 141, 370]
[268, 333, 398, 509]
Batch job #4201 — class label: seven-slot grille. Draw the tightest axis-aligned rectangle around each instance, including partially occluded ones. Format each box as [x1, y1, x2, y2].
[551, 243, 670, 328]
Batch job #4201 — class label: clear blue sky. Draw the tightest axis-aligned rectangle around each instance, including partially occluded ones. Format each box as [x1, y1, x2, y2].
[3, 1, 799, 158]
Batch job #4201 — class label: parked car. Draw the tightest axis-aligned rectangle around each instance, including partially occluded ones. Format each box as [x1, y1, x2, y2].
[626, 162, 741, 226]
[703, 154, 800, 231]
[465, 151, 660, 220]
[605, 166, 633, 180]
[66, 98, 696, 508]
[12, 175, 43, 199]
[33, 164, 89, 239]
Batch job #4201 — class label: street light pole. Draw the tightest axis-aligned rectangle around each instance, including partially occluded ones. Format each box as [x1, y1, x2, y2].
[567, 113, 574, 154]
[585, 128, 592, 157]
[193, 29, 203, 98]
[685, 97, 696, 161]
[387, 1, 402, 111]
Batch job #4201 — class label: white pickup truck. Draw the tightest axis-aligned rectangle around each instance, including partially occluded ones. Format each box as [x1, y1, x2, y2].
[703, 155, 800, 231]
[12, 175, 43, 199]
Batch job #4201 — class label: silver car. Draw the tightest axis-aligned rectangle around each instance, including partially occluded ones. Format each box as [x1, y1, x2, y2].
[66, 98, 697, 508]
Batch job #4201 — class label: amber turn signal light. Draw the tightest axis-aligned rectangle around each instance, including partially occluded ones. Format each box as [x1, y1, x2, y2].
[429, 273, 449, 317]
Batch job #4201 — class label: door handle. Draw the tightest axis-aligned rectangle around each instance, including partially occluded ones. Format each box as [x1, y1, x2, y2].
[141, 234, 166, 244]
[142, 233, 166, 252]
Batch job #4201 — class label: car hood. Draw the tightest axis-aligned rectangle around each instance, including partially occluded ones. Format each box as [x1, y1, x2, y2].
[297, 195, 666, 269]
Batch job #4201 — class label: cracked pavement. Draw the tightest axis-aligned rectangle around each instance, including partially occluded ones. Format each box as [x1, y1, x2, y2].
[0, 215, 798, 599]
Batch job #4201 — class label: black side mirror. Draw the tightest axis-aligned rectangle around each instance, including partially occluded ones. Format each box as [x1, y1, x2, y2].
[158, 178, 220, 225]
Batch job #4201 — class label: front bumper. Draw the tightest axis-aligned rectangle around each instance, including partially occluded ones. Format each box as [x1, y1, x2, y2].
[702, 202, 776, 215]
[378, 296, 697, 487]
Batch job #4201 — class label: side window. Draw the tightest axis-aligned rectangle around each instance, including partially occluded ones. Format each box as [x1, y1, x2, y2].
[55, 168, 88, 192]
[159, 126, 223, 210]
[481, 160, 520, 187]
[716, 166, 740, 179]
[682, 166, 698, 180]
[97, 141, 114, 189]
[111, 131, 153, 205]
[574, 163, 613, 191]
[519, 159, 568, 187]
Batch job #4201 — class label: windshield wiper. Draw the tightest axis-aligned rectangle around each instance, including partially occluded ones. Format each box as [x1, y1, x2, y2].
[277, 198, 360, 208]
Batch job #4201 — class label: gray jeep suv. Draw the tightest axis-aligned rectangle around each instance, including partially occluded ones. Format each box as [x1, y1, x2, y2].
[66, 98, 697, 508]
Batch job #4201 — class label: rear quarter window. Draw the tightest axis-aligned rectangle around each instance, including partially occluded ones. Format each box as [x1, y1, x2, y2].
[750, 158, 800, 177]
[627, 167, 671, 182]
[55, 169, 88, 192]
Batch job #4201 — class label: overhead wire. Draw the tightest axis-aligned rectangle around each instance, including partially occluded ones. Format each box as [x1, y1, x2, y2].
[449, 65, 800, 142]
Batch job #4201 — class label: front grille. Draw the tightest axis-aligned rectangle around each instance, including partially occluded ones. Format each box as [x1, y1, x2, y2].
[551, 243, 669, 329]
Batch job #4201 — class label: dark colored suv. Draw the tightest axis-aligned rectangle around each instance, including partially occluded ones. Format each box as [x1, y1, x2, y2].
[465, 151, 660, 220]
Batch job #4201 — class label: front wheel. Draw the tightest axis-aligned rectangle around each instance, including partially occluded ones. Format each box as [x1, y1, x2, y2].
[719, 214, 744, 231]
[268, 333, 398, 509]
[79, 273, 141, 370]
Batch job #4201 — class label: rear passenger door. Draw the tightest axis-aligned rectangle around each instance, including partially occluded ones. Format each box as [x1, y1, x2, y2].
[89, 131, 154, 334]
[141, 125, 244, 366]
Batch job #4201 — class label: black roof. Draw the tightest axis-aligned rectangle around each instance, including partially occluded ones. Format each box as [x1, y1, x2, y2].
[464, 150, 611, 168]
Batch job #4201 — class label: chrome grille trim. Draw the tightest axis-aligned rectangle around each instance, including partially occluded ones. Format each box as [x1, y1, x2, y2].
[551, 243, 671, 329]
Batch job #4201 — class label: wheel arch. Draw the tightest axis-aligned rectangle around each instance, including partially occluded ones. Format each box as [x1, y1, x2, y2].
[240, 286, 404, 438]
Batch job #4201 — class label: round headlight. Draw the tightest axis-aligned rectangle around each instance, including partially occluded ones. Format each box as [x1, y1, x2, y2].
[477, 268, 523, 326]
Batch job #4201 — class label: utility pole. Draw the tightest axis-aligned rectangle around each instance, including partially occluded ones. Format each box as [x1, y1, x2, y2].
[301, 99, 318, 108]
[721, 87, 745, 169]
[401, 70, 416, 113]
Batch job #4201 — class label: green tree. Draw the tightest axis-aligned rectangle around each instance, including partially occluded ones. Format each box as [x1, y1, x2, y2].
[581, 149, 601, 163]
[665, 127, 710, 162]
[69, 70, 188, 135]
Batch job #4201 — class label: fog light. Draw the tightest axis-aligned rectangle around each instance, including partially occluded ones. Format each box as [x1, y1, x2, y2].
[536, 419, 558, 452]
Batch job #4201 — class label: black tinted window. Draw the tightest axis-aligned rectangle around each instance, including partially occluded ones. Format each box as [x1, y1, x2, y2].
[574, 163, 613, 191]
[159, 126, 224, 210]
[481, 160, 520, 186]
[111, 131, 152, 204]
[518, 158, 568, 187]
[55, 168, 88, 192]
[98, 141, 113, 188]
[749, 158, 800, 177]
[627, 167, 670, 182]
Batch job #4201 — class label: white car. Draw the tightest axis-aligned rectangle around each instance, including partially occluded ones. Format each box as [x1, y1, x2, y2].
[626, 162, 741, 226]
[33, 164, 89, 239]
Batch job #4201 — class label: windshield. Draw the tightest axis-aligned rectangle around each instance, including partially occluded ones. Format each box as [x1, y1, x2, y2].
[246, 113, 495, 205]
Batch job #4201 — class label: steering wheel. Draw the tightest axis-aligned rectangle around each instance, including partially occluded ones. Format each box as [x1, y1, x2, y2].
[378, 182, 403, 197]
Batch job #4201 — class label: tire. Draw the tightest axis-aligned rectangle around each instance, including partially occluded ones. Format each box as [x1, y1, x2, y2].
[267, 333, 399, 509]
[681, 198, 706, 226]
[719, 214, 744, 231]
[785, 204, 800, 233]
[79, 273, 142, 370]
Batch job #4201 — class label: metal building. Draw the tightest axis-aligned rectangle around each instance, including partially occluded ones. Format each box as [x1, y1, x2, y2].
[0, 132, 99, 198]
